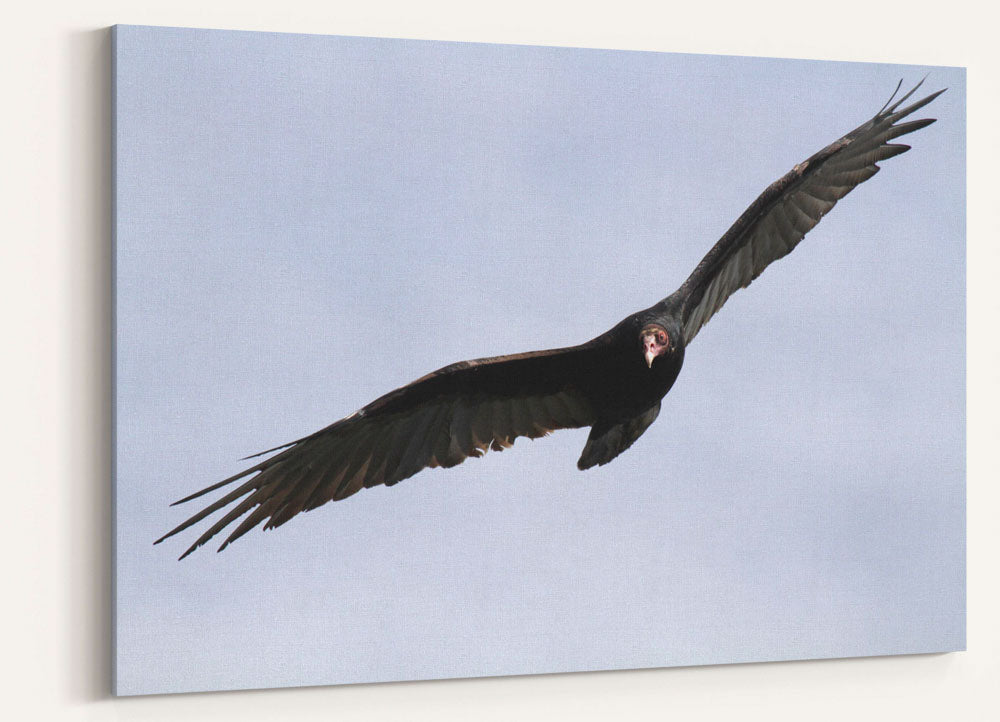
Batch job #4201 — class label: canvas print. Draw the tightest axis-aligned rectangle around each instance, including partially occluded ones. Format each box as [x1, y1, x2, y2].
[113, 25, 966, 696]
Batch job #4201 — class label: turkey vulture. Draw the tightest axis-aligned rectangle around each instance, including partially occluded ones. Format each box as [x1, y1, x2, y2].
[157, 79, 944, 559]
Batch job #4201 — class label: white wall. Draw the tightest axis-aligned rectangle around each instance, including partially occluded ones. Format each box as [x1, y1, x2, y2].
[3, 1, 996, 719]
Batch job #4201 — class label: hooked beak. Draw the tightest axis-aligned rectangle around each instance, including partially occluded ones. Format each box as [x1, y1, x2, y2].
[643, 334, 657, 368]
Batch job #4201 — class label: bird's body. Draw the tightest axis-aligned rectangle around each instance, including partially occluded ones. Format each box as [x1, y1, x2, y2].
[157, 80, 944, 559]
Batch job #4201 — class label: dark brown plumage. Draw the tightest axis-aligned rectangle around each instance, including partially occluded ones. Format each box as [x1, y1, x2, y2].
[157, 80, 943, 559]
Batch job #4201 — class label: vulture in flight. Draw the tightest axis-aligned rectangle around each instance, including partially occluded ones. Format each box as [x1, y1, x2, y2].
[157, 80, 944, 559]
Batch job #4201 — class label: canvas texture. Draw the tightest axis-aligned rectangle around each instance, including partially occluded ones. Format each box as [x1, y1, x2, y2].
[113, 24, 966, 696]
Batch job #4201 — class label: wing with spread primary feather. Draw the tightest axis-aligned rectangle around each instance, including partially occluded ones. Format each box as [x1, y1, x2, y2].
[672, 81, 944, 345]
[155, 345, 601, 558]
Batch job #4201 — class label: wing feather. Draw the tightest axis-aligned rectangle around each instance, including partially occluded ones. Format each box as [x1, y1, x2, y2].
[471, 401, 496, 454]
[157, 345, 600, 557]
[490, 400, 513, 451]
[448, 401, 480, 459]
[671, 81, 944, 345]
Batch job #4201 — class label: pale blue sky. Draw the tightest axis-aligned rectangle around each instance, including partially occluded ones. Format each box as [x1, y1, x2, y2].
[113, 25, 965, 696]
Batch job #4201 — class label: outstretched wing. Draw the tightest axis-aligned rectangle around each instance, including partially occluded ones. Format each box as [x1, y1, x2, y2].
[156, 345, 600, 558]
[673, 80, 944, 345]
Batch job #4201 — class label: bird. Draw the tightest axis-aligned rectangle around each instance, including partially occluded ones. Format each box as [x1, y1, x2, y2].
[156, 79, 944, 560]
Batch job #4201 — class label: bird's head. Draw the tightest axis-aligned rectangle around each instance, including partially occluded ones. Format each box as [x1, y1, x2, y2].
[640, 323, 672, 369]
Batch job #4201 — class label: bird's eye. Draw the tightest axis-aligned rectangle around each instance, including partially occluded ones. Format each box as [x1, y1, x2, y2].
[657, 331, 667, 345]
